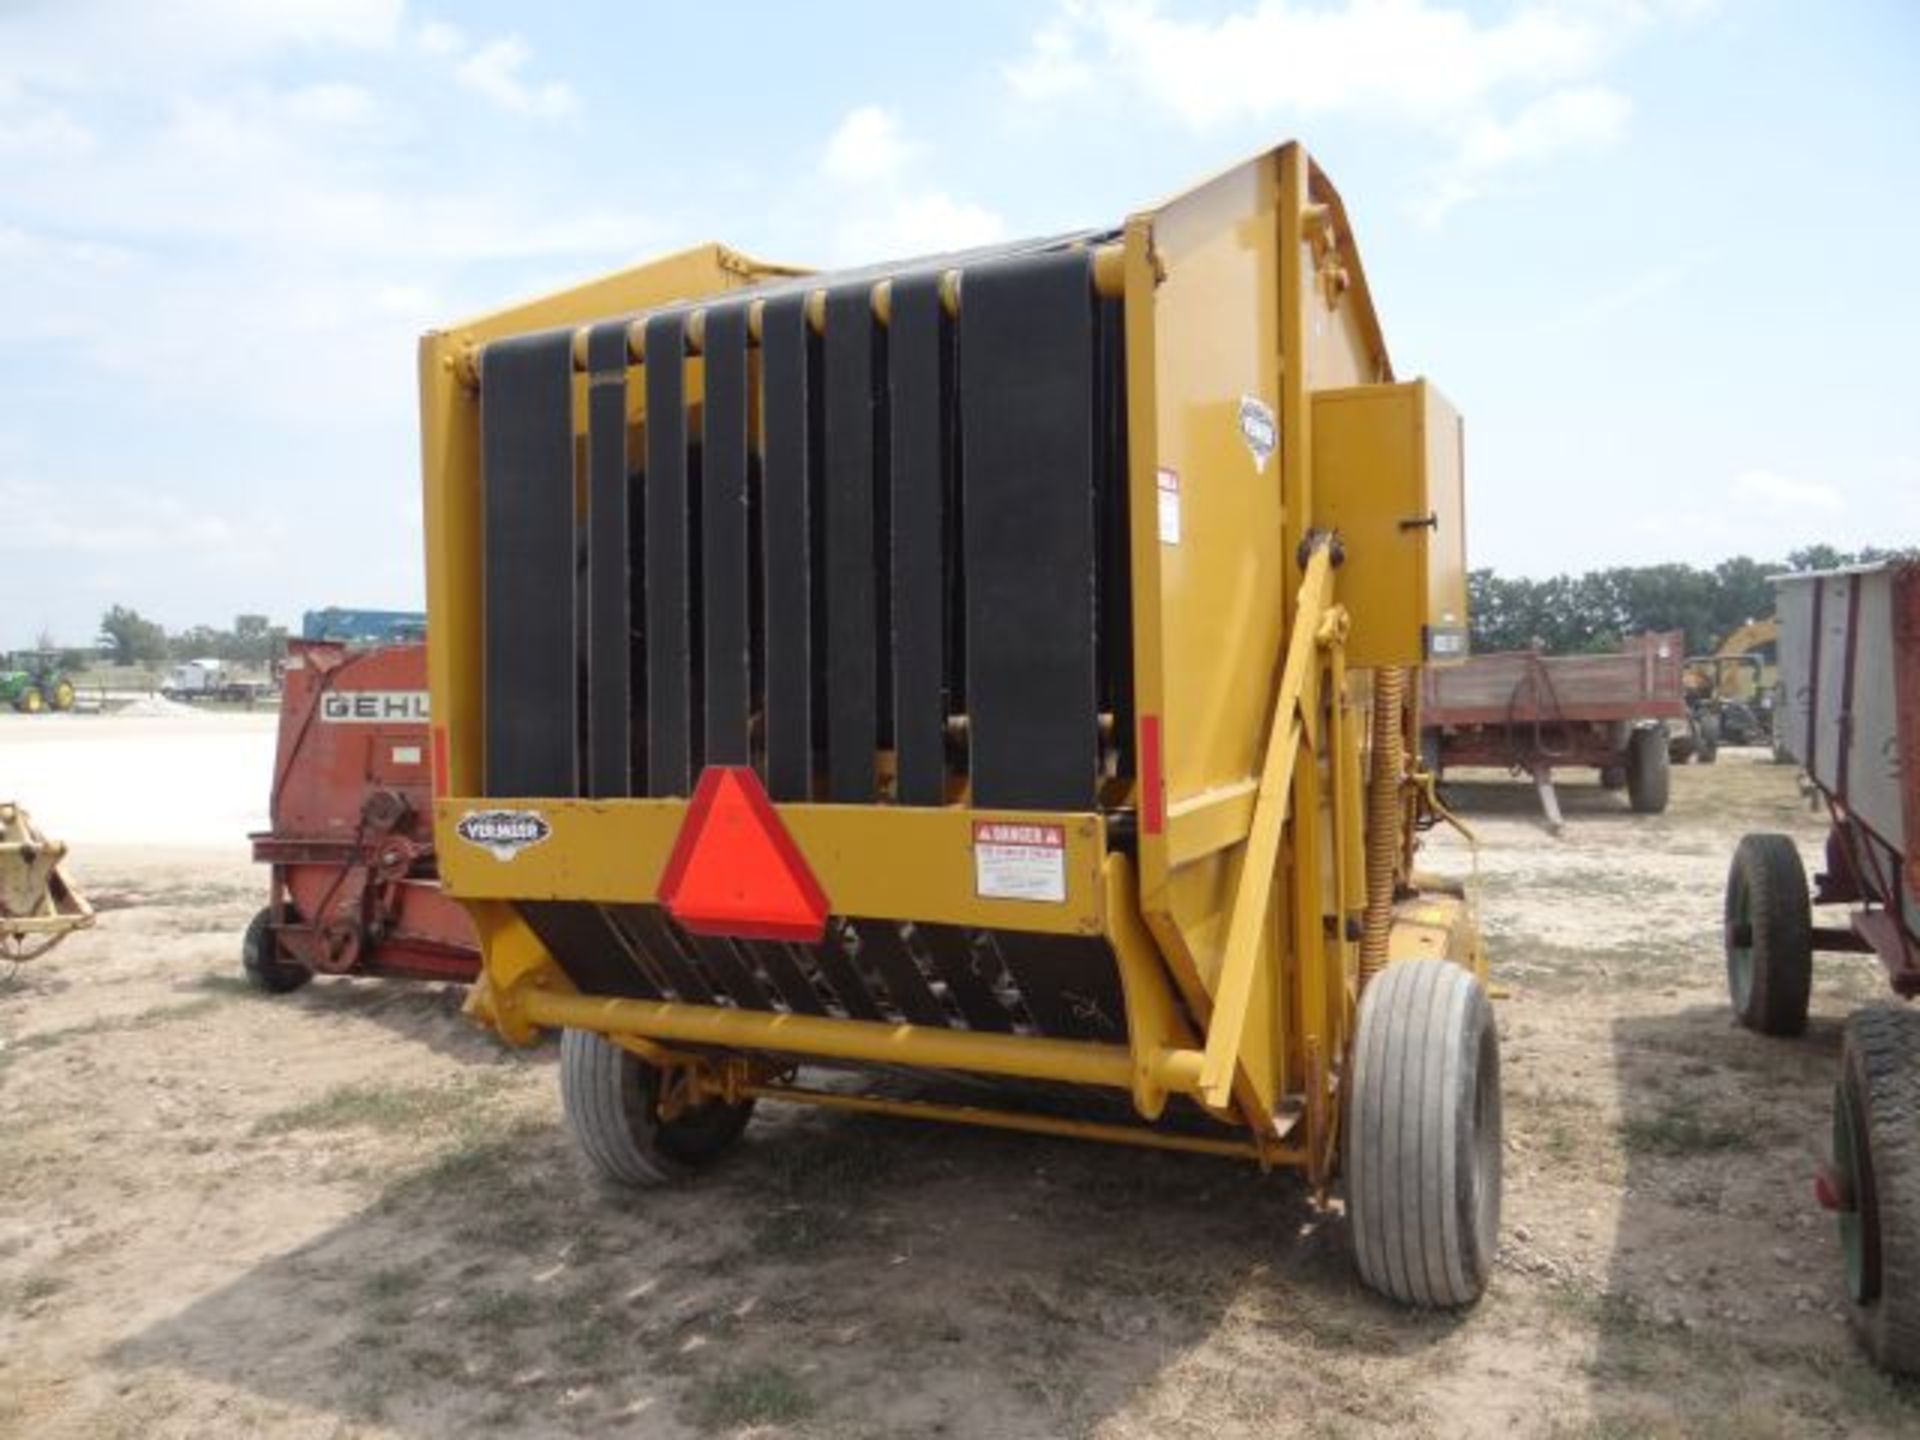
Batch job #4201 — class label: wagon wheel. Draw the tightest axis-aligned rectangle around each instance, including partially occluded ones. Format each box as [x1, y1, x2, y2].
[1345, 959, 1502, 1307]
[1724, 833, 1811, 1036]
[1626, 726, 1669, 813]
[1832, 1007, 1920, 1375]
[241, 906, 313, 995]
[559, 1028, 754, 1186]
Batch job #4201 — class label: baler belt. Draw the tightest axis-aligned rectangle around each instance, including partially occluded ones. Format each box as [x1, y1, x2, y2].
[701, 304, 753, 768]
[585, 318, 633, 798]
[822, 285, 882, 802]
[959, 251, 1099, 810]
[610, 905, 717, 1005]
[759, 292, 815, 802]
[886, 272, 951, 807]
[853, 918, 951, 1026]
[918, 923, 1016, 1033]
[480, 330, 578, 797]
[519, 901, 660, 999]
[643, 311, 694, 796]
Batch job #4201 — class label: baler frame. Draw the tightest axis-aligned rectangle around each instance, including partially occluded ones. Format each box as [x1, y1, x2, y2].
[418, 143, 1485, 1223]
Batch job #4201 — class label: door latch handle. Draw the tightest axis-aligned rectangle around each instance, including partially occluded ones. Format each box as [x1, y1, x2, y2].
[1398, 512, 1439, 532]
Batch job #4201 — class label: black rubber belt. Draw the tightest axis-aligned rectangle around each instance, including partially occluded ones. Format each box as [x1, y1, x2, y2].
[959, 251, 1099, 810]
[644, 312, 694, 796]
[702, 304, 752, 767]
[610, 905, 716, 1005]
[888, 273, 950, 807]
[760, 293, 815, 802]
[918, 923, 1015, 1033]
[822, 285, 880, 803]
[518, 902, 659, 1000]
[480, 330, 577, 797]
[585, 320, 633, 798]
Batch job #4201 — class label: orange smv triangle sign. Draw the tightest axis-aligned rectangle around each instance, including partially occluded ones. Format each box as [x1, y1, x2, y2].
[656, 766, 830, 944]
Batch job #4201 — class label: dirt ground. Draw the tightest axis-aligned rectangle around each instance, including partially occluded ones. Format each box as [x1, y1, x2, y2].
[4, 719, 1919, 1438]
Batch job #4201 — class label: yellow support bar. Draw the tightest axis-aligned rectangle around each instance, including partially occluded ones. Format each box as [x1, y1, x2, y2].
[740, 1084, 1280, 1164]
[517, 986, 1144, 1091]
[1196, 542, 1335, 1108]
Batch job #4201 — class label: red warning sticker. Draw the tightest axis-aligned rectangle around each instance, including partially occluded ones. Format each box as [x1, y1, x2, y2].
[972, 821, 1067, 904]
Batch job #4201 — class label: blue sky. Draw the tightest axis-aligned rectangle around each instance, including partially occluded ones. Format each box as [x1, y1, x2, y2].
[2, 0, 1915, 647]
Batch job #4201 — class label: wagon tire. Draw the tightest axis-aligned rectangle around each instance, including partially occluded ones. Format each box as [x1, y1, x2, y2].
[1724, 833, 1811, 1036]
[1834, 1008, 1920, 1375]
[560, 1028, 754, 1188]
[1346, 958, 1502, 1308]
[242, 906, 312, 994]
[1626, 727, 1669, 813]
[1695, 713, 1720, 765]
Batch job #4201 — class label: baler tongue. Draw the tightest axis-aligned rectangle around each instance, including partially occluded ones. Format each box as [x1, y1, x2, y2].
[0, 802, 94, 962]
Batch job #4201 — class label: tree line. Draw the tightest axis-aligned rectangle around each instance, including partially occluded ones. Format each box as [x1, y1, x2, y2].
[1468, 545, 1915, 657]
[84, 606, 289, 669]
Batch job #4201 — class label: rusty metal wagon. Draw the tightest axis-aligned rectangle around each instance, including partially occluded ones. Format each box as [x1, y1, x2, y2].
[1724, 561, 1920, 1372]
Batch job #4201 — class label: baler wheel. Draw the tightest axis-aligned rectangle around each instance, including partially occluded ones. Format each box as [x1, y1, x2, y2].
[1724, 834, 1811, 1036]
[560, 1028, 754, 1187]
[1346, 959, 1502, 1307]
[1834, 1007, 1920, 1374]
[242, 906, 312, 994]
[1626, 726, 1670, 814]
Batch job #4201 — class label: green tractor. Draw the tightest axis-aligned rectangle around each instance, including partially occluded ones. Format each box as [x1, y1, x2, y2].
[1, 653, 78, 713]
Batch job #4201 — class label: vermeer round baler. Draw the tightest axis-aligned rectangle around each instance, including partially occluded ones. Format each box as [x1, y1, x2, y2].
[420, 142, 1501, 1305]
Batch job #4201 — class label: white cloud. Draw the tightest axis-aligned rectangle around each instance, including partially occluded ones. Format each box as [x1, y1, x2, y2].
[835, 191, 1007, 264]
[822, 105, 916, 185]
[453, 36, 579, 120]
[414, 19, 466, 57]
[1003, 2, 1688, 221]
[811, 108, 1003, 263]
[1730, 469, 1842, 514]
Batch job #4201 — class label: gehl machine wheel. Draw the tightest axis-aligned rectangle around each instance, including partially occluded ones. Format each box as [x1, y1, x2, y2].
[560, 1029, 755, 1186]
[242, 906, 313, 995]
[1832, 1008, 1920, 1375]
[1346, 959, 1503, 1307]
[1724, 834, 1811, 1036]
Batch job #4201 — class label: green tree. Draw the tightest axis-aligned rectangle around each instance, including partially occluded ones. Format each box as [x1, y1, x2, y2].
[99, 605, 168, 665]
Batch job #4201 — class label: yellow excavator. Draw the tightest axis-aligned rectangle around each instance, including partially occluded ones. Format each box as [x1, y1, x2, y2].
[1682, 619, 1778, 758]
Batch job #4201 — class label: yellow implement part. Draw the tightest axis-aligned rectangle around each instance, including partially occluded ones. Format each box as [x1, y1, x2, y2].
[0, 802, 93, 962]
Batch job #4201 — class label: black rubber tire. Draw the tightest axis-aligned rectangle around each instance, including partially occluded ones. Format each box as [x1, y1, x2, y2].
[1346, 959, 1502, 1308]
[1836, 1008, 1920, 1375]
[559, 1029, 754, 1187]
[1626, 727, 1670, 814]
[241, 905, 312, 994]
[1599, 765, 1627, 791]
[1695, 713, 1720, 765]
[1724, 834, 1812, 1036]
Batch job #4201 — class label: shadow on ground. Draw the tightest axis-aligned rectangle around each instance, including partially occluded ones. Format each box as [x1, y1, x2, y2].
[1589, 1000, 1920, 1435]
[110, 1095, 1464, 1437]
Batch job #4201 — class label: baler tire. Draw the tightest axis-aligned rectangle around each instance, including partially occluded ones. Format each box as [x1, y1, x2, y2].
[1346, 958, 1502, 1308]
[559, 1029, 753, 1187]
[242, 906, 312, 994]
[1626, 727, 1670, 814]
[1724, 834, 1811, 1037]
[1835, 1008, 1920, 1375]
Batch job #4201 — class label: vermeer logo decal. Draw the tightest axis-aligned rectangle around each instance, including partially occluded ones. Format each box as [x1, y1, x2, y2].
[1238, 395, 1277, 472]
[456, 809, 551, 861]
